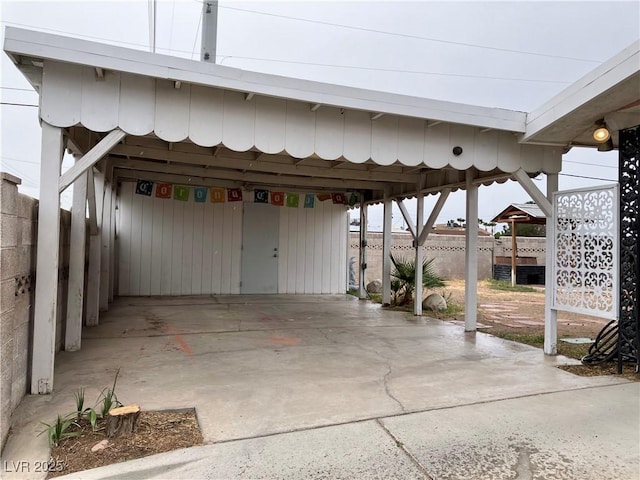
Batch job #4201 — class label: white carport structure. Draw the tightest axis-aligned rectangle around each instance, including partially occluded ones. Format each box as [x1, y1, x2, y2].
[3, 27, 567, 394]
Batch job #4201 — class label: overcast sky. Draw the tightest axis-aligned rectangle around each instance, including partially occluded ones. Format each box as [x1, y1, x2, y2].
[1, 0, 638, 228]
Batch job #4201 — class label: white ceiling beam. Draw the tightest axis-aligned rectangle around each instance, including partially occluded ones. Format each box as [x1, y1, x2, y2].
[95, 67, 104, 78]
[310, 103, 322, 112]
[370, 112, 384, 120]
[109, 144, 414, 183]
[245, 92, 255, 101]
[58, 128, 126, 193]
[113, 158, 383, 190]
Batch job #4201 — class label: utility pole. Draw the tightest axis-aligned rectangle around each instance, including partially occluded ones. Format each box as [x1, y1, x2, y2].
[201, 1, 218, 63]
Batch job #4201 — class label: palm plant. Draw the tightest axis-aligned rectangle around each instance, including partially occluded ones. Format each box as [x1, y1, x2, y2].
[389, 252, 444, 305]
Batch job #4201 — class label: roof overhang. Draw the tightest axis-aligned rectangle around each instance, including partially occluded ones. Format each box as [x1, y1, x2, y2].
[3, 27, 565, 203]
[522, 40, 640, 149]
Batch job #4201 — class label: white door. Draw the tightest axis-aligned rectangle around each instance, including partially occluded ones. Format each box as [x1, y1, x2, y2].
[241, 203, 279, 293]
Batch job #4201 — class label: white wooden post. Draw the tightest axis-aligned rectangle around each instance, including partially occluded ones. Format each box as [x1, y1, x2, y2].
[359, 203, 368, 299]
[65, 168, 88, 351]
[109, 186, 117, 302]
[414, 192, 424, 316]
[86, 169, 104, 326]
[100, 176, 112, 311]
[544, 173, 558, 355]
[464, 171, 478, 331]
[382, 191, 392, 306]
[31, 122, 63, 394]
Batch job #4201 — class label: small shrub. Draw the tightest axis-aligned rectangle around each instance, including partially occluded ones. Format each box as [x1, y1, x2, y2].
[39, 415, 81, 447]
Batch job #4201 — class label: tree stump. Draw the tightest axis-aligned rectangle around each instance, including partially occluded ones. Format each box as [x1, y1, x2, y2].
[106, 404, 140, 438]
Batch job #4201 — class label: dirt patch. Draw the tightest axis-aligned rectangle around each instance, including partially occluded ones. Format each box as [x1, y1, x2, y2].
[431, 279, 639, 382]
[48, 410, 203, 477]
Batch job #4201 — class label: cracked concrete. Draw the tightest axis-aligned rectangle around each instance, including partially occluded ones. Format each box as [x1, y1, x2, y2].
[1, 295, 636, 479]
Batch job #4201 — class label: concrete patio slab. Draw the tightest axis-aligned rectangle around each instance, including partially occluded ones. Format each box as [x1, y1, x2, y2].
[1, 295, 633, 479]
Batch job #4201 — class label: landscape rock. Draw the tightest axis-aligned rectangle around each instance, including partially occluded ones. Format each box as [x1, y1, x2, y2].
[91, 439, 109, 453]
[366, 280, 382, 293]
[423, 293, 447, 311]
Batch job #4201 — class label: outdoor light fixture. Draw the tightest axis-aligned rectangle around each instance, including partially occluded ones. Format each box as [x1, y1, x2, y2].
[597, 138, 614, 152]
[593, 121, 611, 143]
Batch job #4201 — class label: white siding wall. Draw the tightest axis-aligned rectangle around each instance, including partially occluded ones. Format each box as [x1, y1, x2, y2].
[117, 182, 242, 295]
[278, 200, 348, 294]
[117, 182, 348, 295]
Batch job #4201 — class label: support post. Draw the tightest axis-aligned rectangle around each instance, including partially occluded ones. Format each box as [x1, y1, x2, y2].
[465, 171, 478, 331]
[100, 174, 112, 311]
[109, 186, 117, 302]
[544, 173, 559, 355]
[382, 190, 392, 306]
[31, 122, 63, 394]
[65, 168, 88, 351]
[86, 169, 104, 326]
[414, 192, 424, 316]
[511, 219, 517, 287]
[359, 203, 368, 299]
[417, 188, 450, 246]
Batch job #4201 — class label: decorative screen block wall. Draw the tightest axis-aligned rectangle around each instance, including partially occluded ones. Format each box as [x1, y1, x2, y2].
[552, 185, 619, 319]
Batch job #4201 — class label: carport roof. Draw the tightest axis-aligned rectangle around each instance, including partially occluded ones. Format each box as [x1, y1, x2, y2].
[3, 27, 565, 201]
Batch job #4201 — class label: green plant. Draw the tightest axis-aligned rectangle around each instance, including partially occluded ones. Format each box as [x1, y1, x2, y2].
[389, 253, 444, 305]
[98, 368, 123, 418]
[73, 387, 91, 421]
[39, 415, 81, 447]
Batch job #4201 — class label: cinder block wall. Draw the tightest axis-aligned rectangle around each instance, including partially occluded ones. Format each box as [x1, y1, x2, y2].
[0, 173, 72, 453]
[348, 232, 546, 285]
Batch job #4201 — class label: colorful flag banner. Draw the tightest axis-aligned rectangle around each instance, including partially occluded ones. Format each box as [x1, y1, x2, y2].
[286, 193, 299, 208]
[332, 193, 346, 204]
[316, 193, 331, 202]
[135, 180, 153, 196]
[271, 192, 284, 206]
[194, 187, 208, 203]
[304, 193, 315, 208]
[210, 188, 225, 203]
[254, 189, 269, 203]
[174, 185, 190, 202]
[155, 183, 172, 199]
[348, 192, 359, 207]
[227, 188, 243, 202]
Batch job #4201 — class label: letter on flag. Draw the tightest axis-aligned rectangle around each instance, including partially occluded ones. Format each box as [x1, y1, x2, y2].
[271, 192, 284, 206]
[194, 187, 208, 203]
[331, 193, 346, 204]
[304, 193, 315, 208]
[227, 188, 243, 202]
[136, 180, 153, 196]
[286, 193, 299, 208]
[254, 189, 269, 203]
[210, 188, 225, 203]
[174, 185, 190, 201]
[155, 183, 172, 199]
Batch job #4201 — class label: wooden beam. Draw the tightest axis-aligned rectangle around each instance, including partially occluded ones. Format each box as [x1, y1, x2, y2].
[86, 170, 104, 327]
[58, 128, 126, 193]
[382, 188, 392, 306]
[417, 188, 450, 246]
[414, 190, 424, 316]
[112, 158, 384, 190]
[544, 173, 558, 355]
[512, 168, 552, 217]
[359, 204, 368, 299]
[86, 168, 98, 235]
[32, 122, 63, 394]
[310, 103, 322, 112]
[109, 145, 415, 183]
[396, 199, 416, 240]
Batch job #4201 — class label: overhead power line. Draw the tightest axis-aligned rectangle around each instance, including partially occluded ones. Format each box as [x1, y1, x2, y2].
[216, 4, 603, 64]
[559, 173, 617, 182]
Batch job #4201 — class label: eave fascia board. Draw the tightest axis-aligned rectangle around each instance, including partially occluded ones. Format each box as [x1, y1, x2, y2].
[522, 40, 640, 143]
[3, 27, 526, 132]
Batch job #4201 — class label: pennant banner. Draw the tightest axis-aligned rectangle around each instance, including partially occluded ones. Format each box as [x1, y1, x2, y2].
[155, 183, 172, 199]
[304, 193, 315, 209]
[227, 188, 243, 202]
[316, 193, 331, 202]
[271, 192, 284, 206]
[174, 185, 190, 202]
[348, 192, 359, 207]
[135, 180, 153, 196]
[332, 193, 346, 204]
[210, 188, 225, 203]
[194, 187, 208, 203]
[286, 193, 299, 208]
[255, 189, 269, 204]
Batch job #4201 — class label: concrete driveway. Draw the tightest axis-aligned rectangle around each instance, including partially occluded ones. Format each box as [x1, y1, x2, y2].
[2, 295, 638, 479]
